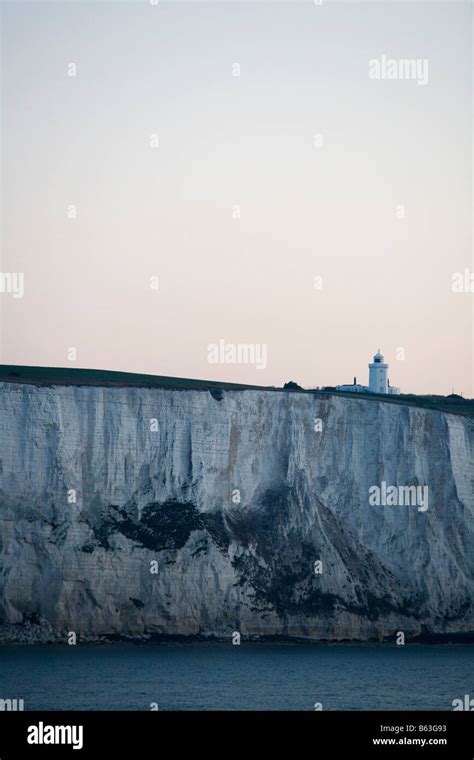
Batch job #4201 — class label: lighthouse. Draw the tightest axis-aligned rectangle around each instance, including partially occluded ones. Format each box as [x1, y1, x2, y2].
[368, 349, 388, 394]
[335, 350, 400, 394]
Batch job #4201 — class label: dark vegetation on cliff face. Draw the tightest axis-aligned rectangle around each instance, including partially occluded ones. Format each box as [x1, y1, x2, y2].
[88, 500, 230, 553]
[84, 490, 429, 623]
[227, 490, 426, 621]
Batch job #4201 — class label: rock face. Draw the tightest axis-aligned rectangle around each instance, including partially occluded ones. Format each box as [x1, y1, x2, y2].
[0, 381, 472, 642]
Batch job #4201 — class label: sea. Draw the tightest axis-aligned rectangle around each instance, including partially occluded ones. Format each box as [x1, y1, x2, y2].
[0, 643, 471, 711]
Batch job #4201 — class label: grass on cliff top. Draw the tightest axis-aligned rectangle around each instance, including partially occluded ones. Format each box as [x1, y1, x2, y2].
[0, 364, 473, 418]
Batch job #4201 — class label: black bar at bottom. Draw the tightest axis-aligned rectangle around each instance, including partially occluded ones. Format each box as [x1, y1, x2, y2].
[0, 711, 472, 758]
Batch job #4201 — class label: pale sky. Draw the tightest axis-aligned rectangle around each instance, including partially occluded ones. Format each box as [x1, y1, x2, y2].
[1, 0, 472, 395]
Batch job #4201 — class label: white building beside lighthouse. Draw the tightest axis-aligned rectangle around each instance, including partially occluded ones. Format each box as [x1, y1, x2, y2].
[336, 350, 400, 395]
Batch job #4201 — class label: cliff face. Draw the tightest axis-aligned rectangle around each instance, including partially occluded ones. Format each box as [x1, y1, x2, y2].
[0, 381, 472, 642]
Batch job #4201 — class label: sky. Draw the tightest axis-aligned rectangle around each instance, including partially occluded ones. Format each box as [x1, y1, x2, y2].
[0, 0, 472, 395]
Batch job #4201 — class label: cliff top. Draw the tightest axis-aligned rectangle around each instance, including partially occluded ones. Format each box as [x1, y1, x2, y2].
[0, 364, 473, 418]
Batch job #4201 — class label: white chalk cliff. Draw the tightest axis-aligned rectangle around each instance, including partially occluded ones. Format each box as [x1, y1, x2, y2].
[0, 381, 472, 642]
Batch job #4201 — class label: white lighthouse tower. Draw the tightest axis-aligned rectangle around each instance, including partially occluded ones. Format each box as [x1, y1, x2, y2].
[368, 349, 388, 394]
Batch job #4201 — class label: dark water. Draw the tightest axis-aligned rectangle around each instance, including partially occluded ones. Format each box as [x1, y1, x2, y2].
[0, 643, 471, 711]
